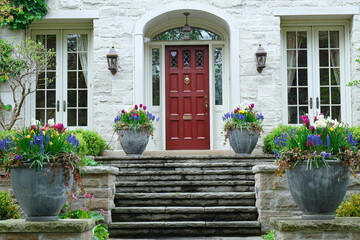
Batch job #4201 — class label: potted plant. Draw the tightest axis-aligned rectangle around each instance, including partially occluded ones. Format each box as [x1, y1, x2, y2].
[114, 104, 158, 156]
[274, 113, 360, 220]
[0, 119, 82, 221]
[222, 103, 264, 154]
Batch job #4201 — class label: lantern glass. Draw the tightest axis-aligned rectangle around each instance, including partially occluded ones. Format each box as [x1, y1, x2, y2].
[106, 47, 118, 75]
[257, 54, 266, 68]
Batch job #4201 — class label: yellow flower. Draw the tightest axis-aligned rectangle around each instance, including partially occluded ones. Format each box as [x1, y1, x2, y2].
[65, 141, 67, 144]
[27, 135, 31, 139]
[12, 136, 15, 141]
[43, 131, 46, 136]
[49, 142, 53, 146]
[238, 110, 245, 114]
[330, 127, 334, 131]
[345, 137, 347, 140]
[16, 138, 19, 141]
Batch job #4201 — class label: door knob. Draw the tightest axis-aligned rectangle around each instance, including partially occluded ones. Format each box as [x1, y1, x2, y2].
[184, 75, 190, 85]
[205, 95, 208, 115]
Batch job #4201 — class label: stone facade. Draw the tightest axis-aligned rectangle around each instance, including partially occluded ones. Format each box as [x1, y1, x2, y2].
[0, 219, 95, 240]
[253, 164, 360, 234]
[1, 1, 360, 150]
[271, 217, 360, 240]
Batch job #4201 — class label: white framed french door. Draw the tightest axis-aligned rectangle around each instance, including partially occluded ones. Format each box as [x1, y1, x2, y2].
[282, 25, 349, 124]
[30, 30, 92, 129]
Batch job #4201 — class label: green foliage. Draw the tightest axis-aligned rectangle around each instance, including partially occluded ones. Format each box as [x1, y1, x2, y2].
[349, 125, 360, 148]
[75, 132, 88, 155]
[93, 224, 109, 240]
[80, 156, 101, 167]
[0, 190, 20, 220]
[0, 0, 49, 30]
[114, 104, 158, 137]
[262, 124, 297, 154]
[73, 129, 107, 156]
[336, 193, 360, 217]
[59, 209, 104, 221]
[262, 230, 275, 240]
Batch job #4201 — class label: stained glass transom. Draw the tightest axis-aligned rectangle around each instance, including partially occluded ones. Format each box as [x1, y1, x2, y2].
[196, 51, 203, 68]
[184, 51, 190, 67]
[153, 27, 222, 41]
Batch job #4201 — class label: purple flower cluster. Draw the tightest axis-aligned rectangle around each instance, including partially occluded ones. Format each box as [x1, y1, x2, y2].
[0, 137, 12, 151]
[147, 112, 159, 122]
[320, 151, 332, 158]
[114, 115, 121, 123]
[346, 134, 358, 147]
[256, 113, 264, 121]
[66, 134, 80, 148]
[307, 134, 323, 146]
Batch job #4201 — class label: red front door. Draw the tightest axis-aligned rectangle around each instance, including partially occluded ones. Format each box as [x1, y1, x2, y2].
[165, 46, 210, 150]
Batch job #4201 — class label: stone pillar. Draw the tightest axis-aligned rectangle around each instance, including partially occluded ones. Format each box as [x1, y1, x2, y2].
[252, 164, 301, 233]
[270, 217, 360, 240]
[72, 166, 118, 224]
[0, 219, 95, 240]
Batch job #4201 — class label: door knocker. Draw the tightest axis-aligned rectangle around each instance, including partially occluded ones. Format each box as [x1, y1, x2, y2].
[184, 75, 190, 85]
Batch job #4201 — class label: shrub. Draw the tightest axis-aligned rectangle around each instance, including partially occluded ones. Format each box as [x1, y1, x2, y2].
[73, 129, 107, 156]
[262, 230, 275, 240]
[336, 193, 360, 217]
[75, 133, 88, 156]
[349, 125, 360, 148]
[0, 190, 20, 220]
[262, 124, 297, 154]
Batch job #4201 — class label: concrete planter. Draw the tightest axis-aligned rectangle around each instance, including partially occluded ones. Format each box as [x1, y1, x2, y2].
[119, 129, 150, 156]
[287, 160, 349, 220]
[228, 128, 258, 154]
[10, 164, 73, 221]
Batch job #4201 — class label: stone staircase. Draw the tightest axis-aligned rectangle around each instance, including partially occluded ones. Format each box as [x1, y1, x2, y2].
[97, 154, 273, 238]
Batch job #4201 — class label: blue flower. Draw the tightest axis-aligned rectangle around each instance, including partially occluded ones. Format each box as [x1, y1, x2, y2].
[275, 137, 281, 146]
[16, 154, 22, 161]
[320, 151, 332, 158]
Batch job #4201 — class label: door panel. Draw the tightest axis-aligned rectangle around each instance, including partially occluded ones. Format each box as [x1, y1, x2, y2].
[166, 46, 210, 150]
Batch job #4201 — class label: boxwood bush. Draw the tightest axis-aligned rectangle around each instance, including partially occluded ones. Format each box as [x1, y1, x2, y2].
[262, 124, 298, 154]
[0, 190, 20, 220]
[336, 193, 360, 217]
[73, 129, 108, 156]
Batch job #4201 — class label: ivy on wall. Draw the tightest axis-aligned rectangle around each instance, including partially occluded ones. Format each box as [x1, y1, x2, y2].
[0, 0, 49, 30]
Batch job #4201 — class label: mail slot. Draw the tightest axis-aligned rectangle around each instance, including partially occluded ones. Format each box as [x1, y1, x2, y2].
[183, 115, 192, 120]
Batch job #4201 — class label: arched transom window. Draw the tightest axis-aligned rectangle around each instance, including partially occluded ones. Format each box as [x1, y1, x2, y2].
[153, 27, 222, 41]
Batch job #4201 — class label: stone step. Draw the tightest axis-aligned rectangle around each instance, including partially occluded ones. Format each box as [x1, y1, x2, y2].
[115, 192, 255, 207]
[111, 206, 258, 222]
[108, 221, 261, 238]
[116, 180, 255, 193]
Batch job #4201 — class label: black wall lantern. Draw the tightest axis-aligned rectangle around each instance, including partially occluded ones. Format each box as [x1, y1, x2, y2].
[183, 12, 191, 41]
[106, 46, 118, 75]
[255, 44, 267, 73]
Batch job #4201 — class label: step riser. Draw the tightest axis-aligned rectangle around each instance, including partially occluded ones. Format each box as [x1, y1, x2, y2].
[116, 185, 255, 193]
[112, 212, 258, 222]
[117, 175, 255, 181]
[115, 199, 256, 207]
[109, 228, 261, 238]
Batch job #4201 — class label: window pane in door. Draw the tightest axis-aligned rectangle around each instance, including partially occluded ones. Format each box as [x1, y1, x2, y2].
[214, 47, 223, 105]
[330, 31, 339, 48]
[67, 34, 88, 127]
[286, 31, 309, 124]
[35, 34, 57, 124]
[152, 48, 160, 106]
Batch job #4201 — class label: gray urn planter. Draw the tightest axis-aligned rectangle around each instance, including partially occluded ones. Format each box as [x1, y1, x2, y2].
[10, 163, 73, 221]
[287, 160, 349, 220]
[119, 129, 150, 156]
[228, 128, 259, 154]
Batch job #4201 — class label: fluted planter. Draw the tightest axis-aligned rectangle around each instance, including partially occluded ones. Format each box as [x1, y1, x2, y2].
[10, 163, 73, 221]
[287, 160, 349, 220]
[118, 129, 150, 156]
[228, 128, 259, 154]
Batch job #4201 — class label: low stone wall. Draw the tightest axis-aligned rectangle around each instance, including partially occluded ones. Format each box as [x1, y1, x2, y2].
[0, 219, 95, 240]
[0, 166, 118, 224]
[271, 217, 360, 240]
[253, 164, 360, 234]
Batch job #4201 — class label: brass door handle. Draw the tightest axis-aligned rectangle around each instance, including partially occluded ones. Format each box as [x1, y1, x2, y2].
[205, 95, 208, 115]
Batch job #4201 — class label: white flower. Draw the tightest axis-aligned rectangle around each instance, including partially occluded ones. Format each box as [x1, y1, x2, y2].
[48, 118, 55, 126]
[234, 102, 249, 111]
[315, 119, 326, 129]
[31, 118, 40, 126]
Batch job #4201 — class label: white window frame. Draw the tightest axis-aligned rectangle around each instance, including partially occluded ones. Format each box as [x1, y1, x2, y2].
[281, 20, 351, 125]
[27, 28, 93, 130]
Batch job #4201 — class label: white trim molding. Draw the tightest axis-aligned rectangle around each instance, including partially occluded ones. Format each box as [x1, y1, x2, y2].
[133, 1, 240, 107]
[274, 7, 359, 20]
[43, 10, 100, 19]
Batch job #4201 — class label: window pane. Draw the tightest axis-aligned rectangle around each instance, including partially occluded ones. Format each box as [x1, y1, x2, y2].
[331, 87, 340, 104]
[68, 109, 77, 126]
[171, 51, 177, 68]
[78, 72, 87, 88]
[68, 72, 77, 88]
[298, 50, 307, 67]
[298, 31, 307, 48]
[214, 48, 223, 105]
[319, 50, 329, 67]
[298, 69, 307, 86]
[287, 50, 296, 67]
[36, 110, 45, 125]
[78, 109, 87, 126]
[288, 107, 298, 124]
[78, 90, 87, 107]
[331, 68, 340, 85]
[67, 34, 77, 52]
[287, 69, 297, 86]
[288, 88, 297, 105]
[46, 109, 55, 122]
[320, 87, 330, 104]
[332, 106, 341, 121]
[287, 32, 296, 49]
[36, 91, 45, 108]
[78, 52, 87, 70]
[152, 49, 160, 106]
[298, 88, 308, 105]
[184, 51, 190, 68]
[321, 106, 330, 117]
[47, 90, 56, 108]
[319, 31, 328, 48]
[196, 51, 203, 68]
[68, 53, 77, 70]
[330, 31, 339, 48]
[47, 35, 56, 51]
[68, 90, 77, 107]
[330, 50, 339, 67]
[320, 69, 329, 86]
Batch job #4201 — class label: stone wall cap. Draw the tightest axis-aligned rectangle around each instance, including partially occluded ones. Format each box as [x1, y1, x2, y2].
[252, 164, 277, 173]
[82, 166, 119, 175]
[0, 219, 95, 233]
[270, 217, 360, 232]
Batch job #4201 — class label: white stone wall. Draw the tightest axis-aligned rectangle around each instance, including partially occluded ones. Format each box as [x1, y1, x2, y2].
[1, 0, 360, 149]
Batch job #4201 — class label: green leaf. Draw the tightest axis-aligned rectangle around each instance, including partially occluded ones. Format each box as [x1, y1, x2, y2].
[3, 105, 12, 111]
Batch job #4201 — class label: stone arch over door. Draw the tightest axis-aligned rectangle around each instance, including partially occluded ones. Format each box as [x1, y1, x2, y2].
[133, 1, 240, 106]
